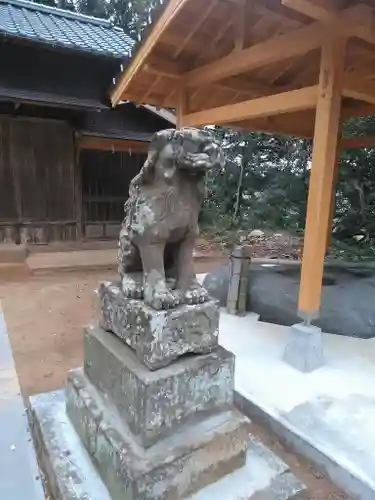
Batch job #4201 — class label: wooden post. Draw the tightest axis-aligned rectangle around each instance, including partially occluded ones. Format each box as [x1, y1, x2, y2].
[298, 38, 346, 321]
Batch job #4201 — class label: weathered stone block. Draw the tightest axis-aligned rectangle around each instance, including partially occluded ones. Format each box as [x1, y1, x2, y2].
[66, 369, 249, 500]
[84, 326, 235, 448]
[98, 281, 220, 370]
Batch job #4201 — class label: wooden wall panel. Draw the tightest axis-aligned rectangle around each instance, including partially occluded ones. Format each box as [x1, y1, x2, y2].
[80, 149, 145, 238]
[0, 116, 77, 243]
[0, 119, 17, 221]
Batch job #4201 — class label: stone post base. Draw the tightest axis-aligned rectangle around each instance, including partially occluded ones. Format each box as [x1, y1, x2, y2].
[283, 323, 324, 373]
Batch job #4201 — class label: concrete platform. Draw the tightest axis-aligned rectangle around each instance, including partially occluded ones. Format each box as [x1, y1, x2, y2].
[29, 390, 307, 500]
[216, 307, 375, 500]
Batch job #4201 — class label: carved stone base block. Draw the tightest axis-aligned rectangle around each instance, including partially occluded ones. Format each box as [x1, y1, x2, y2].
[98, 281, 220, 370]
[66, 368, 249, 500]
[84, 326, 235, 448]
[283, 323, 324, 373]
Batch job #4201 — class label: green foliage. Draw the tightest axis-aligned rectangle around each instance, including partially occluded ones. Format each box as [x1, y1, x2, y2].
[29, 0, 157, 36]
[201, 126, 311, 234]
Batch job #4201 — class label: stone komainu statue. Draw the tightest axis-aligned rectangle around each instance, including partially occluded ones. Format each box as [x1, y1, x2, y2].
[118, 127, 224, 310]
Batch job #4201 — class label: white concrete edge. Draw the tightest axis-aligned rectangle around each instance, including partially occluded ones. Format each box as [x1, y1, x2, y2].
[236, 386, 375, 496]
[0, 302, 45, 500]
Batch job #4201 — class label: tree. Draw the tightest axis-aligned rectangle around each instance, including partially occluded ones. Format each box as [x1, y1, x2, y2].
[29, 0, 158, 37]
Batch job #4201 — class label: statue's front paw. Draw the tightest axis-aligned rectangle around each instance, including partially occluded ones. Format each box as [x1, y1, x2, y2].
[148, 288, 181, 310]
[122, 275, 143, 299]
[184, 285, 209, 305]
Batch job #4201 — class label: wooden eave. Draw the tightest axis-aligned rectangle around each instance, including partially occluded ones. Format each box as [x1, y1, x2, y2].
[110, 0, 375, 137]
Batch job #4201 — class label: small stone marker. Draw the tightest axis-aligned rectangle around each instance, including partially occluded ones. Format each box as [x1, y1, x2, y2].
[227, 245, 252, 315]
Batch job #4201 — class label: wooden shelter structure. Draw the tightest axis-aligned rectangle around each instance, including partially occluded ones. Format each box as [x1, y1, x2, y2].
[111, 0, 375, 321]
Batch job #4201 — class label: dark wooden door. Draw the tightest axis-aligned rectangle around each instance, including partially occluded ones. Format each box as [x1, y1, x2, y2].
[0, 116, 77, 243]
[80, 149, 145, 239]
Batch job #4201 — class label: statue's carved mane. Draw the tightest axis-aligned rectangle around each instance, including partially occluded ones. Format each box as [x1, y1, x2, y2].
[130, 128, 181, 189]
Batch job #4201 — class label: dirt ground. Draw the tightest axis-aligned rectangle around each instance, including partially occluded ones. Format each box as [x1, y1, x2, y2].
[0, 262, 349, 499]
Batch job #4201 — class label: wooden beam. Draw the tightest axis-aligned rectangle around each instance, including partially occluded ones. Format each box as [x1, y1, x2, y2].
[77, 136, 149, 154]
[232, 118, 313, 138]
[340, 136, 375, 149]
[181, 5, 373, 88]
[110, 0, 191, 106]
[181, 86, 318, 127]
[183, 22, 326, 87]
[298, 38, 346, 319]
[342, 4, 375, 46]
[281, 0, 338, 22]
[342, 74, 375, 105]
[147, 57, 271, 105]
[341, 102, 375, 119]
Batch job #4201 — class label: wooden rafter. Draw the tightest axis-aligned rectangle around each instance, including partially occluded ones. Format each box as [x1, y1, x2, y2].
[281, 0, 338, 22]
[342, 74, 375, 105]
[111, 0, 191, 106]
[173, 0, 219, 58]
[234, 113, 315, 138]
[183, 21, 326, 87]
[182, 5, 374, 89]
[181, 86, 318, 127]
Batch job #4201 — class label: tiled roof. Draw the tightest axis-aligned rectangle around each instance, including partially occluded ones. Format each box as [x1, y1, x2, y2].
[0, 0, 135, 58]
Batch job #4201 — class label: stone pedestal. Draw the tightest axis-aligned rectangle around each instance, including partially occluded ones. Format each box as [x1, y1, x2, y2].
[29, 285, 308, 499]
[283, 323, 324, 373]
[61, 320, 249, 499]
[99, 281, 220, 370]
[83, 327, 235, 448]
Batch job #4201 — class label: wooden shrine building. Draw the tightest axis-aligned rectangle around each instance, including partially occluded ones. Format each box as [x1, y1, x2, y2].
[111, 0, 375, 321]
[0, 0, 174, 245]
